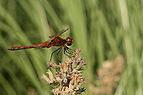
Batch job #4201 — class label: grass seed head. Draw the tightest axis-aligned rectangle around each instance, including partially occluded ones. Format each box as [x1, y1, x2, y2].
[41, 49, 86, 95]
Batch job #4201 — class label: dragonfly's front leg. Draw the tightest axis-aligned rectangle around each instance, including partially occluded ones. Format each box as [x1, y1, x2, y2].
[64, 46, 73, 57]
[64, 46, 74, 55]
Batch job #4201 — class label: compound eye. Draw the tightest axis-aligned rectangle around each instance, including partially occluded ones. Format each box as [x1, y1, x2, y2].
[66, 37, 73, 46]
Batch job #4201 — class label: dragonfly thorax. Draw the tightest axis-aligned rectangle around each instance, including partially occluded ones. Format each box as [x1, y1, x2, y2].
[66, 37, 73, 46]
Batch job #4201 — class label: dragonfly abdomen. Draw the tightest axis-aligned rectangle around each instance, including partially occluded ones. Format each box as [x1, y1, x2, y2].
[8, 46, 37, 51]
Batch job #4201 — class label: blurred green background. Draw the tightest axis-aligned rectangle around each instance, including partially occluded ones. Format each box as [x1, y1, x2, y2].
[0, 0, 143, 95]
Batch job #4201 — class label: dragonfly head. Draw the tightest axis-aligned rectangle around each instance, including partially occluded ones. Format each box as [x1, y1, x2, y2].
[66, 37, 73, 46]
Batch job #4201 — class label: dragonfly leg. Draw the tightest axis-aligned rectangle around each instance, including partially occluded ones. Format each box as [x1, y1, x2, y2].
[66, 46, 74, 51]
[65, 46, 74, 54]
[56, 47, 62, 62]
[64, 46, 75, 57]
[65, 49, 73, 55]
[64, 47, 71, 57]
[66, 46, 74, 52]
[50, 48, 61, 61]
[67, 48, 74, 54]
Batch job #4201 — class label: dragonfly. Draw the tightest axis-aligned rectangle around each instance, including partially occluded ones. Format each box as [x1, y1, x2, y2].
[8, 28, 74, 61]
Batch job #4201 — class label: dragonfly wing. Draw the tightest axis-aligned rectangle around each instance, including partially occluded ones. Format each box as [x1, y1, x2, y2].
[49, 27, 70, 38]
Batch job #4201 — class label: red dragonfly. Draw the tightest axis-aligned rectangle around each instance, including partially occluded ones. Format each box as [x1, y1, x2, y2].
[8, 28, 74, 61]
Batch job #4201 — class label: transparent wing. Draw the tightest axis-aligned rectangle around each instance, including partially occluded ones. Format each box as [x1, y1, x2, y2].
[49, 27, 70, 38]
